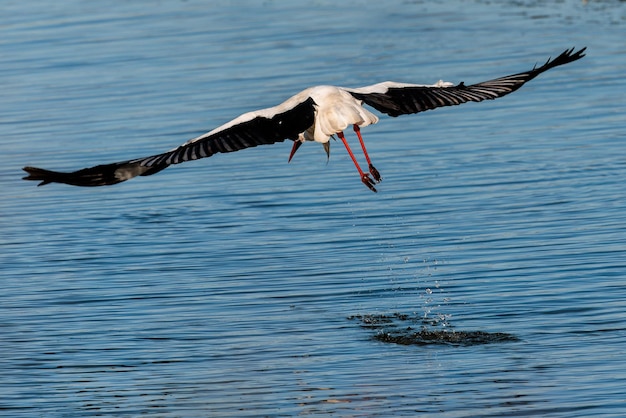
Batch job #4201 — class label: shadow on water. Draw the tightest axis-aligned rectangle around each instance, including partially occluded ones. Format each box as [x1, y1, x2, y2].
[348, 312, 520, 346]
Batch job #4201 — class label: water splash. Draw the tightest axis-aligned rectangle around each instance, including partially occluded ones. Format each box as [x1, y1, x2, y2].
[348, 312, 519, 346]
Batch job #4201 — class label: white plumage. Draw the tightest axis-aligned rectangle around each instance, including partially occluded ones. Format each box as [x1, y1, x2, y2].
[23, 47, 585, 192]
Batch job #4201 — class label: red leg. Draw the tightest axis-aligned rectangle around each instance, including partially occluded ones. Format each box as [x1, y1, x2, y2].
[353, 124, 381, 183]
[337, 131, 377, 192]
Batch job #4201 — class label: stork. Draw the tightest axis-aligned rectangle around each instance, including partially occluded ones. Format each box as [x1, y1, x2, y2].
[23, 47, 586, 192]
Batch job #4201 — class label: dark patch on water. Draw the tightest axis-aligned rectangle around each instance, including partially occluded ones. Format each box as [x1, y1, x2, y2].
[348, 312, 520, 346]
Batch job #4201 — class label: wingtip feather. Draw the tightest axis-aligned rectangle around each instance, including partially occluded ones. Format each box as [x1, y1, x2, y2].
[23, 166, 55, 186]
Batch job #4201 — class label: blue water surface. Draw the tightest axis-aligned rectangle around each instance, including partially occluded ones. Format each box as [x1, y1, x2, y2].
[2, 1, 626, 416]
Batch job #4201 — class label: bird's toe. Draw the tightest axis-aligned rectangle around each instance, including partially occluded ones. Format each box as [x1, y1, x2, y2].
[361, 174, 378, 192]
[369, 164, 382, 183]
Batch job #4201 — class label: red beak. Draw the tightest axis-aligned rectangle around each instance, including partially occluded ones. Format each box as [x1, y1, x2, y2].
[288, 140, 303, 163]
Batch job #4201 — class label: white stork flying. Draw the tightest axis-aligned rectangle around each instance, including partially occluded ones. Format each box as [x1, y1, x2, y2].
[23, 47, 585, 192]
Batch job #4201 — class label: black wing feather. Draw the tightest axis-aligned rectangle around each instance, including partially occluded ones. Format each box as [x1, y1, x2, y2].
[350, 47, 586, 117]
[23, 97, 316, 187]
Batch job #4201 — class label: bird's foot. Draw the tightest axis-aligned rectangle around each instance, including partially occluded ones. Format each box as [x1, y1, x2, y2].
[369, 164, 382, 183]
[361, 173, 378, 192]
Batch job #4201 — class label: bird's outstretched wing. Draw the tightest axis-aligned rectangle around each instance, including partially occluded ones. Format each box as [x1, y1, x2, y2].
[347, 47, 586, 117]
[23, 97, 316, 186]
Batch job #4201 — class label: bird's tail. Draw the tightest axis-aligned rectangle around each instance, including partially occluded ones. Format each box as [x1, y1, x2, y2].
[23, 160, 168, 187]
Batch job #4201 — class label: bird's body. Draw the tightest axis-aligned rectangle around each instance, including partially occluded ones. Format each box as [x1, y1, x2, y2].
[192, 84, 380, 147]
[23, 47, 586, 192]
